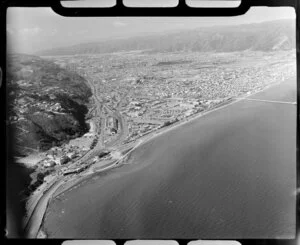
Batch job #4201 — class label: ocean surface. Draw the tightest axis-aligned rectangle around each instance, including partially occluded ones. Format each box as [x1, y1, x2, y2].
[43, 77, 296, 239]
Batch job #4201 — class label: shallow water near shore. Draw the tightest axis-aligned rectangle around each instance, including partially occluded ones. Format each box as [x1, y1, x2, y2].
[43, 77, 296, 239]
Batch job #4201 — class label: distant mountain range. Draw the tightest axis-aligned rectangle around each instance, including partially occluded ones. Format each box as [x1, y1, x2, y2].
[37, 19, 295, 56]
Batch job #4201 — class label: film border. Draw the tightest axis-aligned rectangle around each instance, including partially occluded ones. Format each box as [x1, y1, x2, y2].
[1, 1, 299, 245]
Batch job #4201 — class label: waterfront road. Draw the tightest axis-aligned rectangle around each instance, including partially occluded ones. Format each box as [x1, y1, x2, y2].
[24, 178, 64, 238]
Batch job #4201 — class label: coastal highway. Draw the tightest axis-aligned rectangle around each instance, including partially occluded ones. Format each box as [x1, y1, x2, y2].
[43, 77, 296, 238]
[24, 72, 132, 237]
[24, 178, 65, 238]
[24, 74, 107, 237]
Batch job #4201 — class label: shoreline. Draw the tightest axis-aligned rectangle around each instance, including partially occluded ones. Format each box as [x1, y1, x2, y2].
[37, 159, 119, 238]
[118, 77, 288, 160]
[33, 75, 294, 238]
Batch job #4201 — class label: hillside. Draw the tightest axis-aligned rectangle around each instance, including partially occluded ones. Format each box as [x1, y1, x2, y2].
[37, 19, 295, 56]
[6, 54, 92, 157]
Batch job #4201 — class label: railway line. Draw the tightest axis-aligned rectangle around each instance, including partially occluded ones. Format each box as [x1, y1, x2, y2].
[24, 69, 132, 238]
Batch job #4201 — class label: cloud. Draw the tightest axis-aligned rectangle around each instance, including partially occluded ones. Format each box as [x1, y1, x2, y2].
[113, 21, 127, 27]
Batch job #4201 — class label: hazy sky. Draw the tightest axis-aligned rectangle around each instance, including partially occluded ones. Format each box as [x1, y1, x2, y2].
[7, 5, 295, 54]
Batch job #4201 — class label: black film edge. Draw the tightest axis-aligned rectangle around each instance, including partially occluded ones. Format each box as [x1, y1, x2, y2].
[50, 0, 252, 17]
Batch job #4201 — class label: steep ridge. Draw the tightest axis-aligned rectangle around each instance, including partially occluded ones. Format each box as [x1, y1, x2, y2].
[7, 54, 92, 157]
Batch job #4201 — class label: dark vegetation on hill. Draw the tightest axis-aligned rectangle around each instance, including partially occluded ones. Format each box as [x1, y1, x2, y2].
[6, 54, 92, 157]
[37, 19, 295, 56]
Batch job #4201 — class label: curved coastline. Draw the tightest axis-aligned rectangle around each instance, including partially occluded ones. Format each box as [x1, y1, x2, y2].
[34, 76, 295, 238]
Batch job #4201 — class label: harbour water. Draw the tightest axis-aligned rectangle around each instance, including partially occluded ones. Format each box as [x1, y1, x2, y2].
[43, 77, 296, 239]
